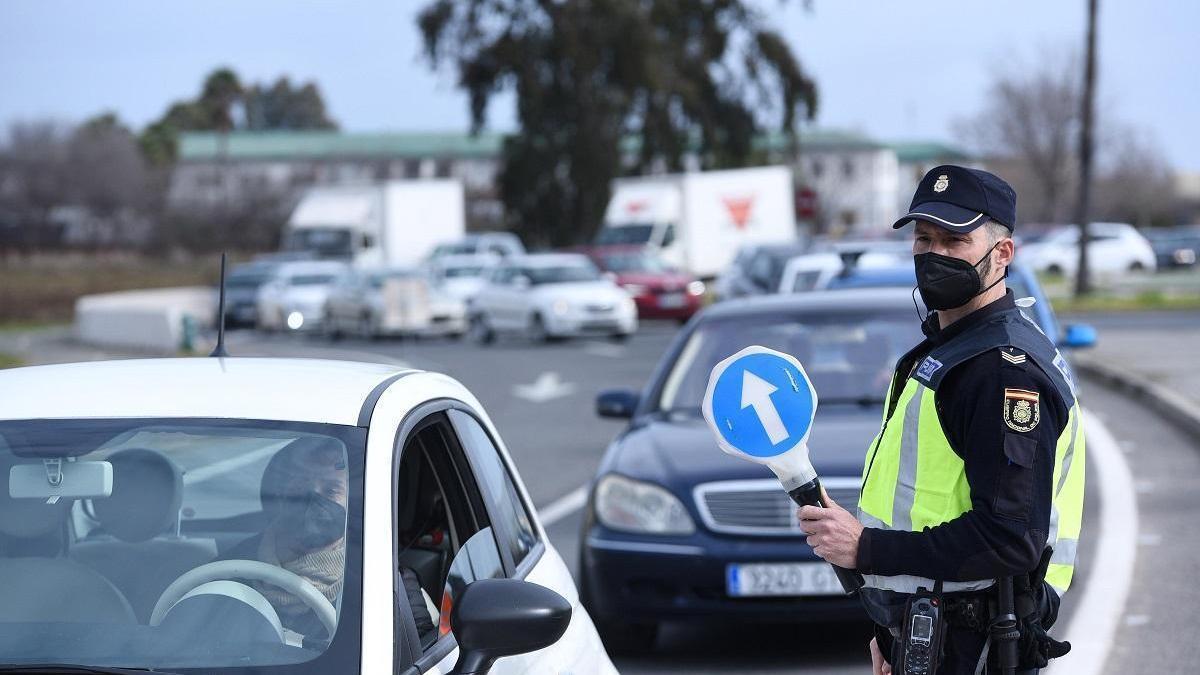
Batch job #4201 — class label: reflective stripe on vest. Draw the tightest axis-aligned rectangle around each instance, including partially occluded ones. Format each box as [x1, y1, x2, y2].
[858, 375, 1086, 595]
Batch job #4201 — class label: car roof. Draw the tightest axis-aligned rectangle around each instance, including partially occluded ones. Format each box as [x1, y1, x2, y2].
[435, 253, 499, 266]
[702, 287, 921, 320]
[0, 358, 417, 426]
[509, 253, 592, 267]
[274, 260, 349, 276]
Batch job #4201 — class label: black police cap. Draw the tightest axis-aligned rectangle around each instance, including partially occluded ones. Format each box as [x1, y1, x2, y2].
[892, 165, 1016, 233]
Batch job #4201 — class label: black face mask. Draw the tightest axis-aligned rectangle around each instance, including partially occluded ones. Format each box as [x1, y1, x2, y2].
[298, 491, 347, 550]
[914, 242, 1004, 311]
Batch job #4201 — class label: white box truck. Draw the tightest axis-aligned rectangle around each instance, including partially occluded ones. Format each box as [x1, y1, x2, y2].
[282, 180, 466, 268]
[594, 166, 797, 278]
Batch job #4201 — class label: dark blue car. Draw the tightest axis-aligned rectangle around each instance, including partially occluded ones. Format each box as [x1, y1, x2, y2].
[579, 283, 1094, 653]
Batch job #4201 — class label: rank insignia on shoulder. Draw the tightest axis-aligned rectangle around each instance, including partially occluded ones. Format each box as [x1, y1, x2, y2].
[1003, 388, 1040, 432]
[1000, 349, 1027, 365]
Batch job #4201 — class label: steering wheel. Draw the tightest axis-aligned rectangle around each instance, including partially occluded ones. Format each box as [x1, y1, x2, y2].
[151, 559, 338, 637]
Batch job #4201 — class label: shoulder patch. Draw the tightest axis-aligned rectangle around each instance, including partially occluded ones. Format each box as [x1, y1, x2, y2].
[1000, 348, 1027, 365]
[1003, 388, 1040, 432]
[916, 356, 943, 382]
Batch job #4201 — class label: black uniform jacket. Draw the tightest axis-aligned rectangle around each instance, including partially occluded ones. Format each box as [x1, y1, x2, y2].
[856, 291, 1069, 582]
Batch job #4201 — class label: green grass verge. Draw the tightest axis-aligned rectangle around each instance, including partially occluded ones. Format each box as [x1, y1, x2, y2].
[1049, 290, 1200, 313]
[0, 352, 26, 369]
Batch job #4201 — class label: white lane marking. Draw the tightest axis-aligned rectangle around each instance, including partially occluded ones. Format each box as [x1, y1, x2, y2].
[538, 485, 589, 528]
[1124, 615, 1150, 627]
[182, 442, 289, 485]
[513, 371, 576, 403]
[584, 342, 627, 358]
[1134, 480, 1155, 494]
[1137, 533, 1162, 546]
[1051, 410, 1138, 675]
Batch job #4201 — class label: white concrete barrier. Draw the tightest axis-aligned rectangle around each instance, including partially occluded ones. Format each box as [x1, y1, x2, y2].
[74, 287, 215, 354]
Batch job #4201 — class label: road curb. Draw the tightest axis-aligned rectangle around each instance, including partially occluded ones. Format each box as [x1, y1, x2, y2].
[1074, 354, 1200, 442]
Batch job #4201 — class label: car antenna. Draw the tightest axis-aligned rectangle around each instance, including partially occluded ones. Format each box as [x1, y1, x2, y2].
[210, 252, 230, 357]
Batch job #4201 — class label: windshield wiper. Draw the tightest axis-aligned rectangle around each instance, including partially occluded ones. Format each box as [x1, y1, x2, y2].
[0, 664, 182, 675]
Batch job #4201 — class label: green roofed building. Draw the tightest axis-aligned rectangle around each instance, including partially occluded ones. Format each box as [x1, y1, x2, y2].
[169, 129, 973, 234]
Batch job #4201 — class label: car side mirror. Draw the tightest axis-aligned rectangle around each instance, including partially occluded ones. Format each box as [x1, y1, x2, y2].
[447, 578, 572, 675]
[596, 388, 639, 419]
[513, 275, 531, 290]
[1060, 323, 1097, 350]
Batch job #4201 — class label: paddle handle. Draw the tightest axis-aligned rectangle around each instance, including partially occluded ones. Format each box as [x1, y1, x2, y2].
[789, 477, 864, 595]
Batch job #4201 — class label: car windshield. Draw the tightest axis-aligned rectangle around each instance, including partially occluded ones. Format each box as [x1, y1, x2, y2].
[600, 252, 668, 273]
[0, 418, 365, 672]
[595, 224, 654, 245]
[527, 263, 601, 284]
[283, 228, 354, 257]
[657, 309, 923, 411]
[228, 273, 273, 289]
[442, 265, 485, 278]
[289, 274, 336, 286]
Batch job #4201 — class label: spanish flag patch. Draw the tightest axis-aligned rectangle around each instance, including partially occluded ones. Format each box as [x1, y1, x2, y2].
[1003, 388, 1040, 432]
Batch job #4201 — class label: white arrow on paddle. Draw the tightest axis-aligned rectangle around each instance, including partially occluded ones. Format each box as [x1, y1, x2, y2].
[741, 370, 788, 444]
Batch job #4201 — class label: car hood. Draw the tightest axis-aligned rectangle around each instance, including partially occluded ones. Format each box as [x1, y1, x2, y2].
[440, 278, 486, 299]
[605, 406, 881, 487]
[616, 272, 694, 290]
[533, 281, 626, 302]
[278, 286, 333, 305]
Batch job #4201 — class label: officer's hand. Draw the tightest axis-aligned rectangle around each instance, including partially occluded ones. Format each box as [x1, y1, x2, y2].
[870, 637, 892, 675]
[796, 488, 862, 569]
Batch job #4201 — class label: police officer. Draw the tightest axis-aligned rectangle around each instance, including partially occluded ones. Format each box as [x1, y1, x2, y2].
[799, 165, 1085, 674]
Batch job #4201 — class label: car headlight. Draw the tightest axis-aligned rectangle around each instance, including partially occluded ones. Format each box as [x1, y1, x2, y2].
[286, 311, 305, 330]
[594, 474, 695, 535]
[552, 299, 571, 316]
[686, 280, 706, 296]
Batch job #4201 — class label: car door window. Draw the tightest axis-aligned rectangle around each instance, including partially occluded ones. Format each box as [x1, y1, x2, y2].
[395, 414, 505, 659]
[447, 410, 539, 569]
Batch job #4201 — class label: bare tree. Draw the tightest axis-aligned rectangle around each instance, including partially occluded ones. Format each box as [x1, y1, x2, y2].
[1092, 125, 1175, 227]
[955, 51, 1080, 223]
[0, 120, 72, 252]
[66, 113, 152, 247]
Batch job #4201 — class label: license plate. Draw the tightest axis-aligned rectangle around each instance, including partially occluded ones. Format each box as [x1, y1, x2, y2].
[727, 562, 844, 597]
[658, 293, 685, 308]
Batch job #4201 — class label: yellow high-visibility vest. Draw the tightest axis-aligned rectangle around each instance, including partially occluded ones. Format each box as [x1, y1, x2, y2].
[857, 309, 1086, 595]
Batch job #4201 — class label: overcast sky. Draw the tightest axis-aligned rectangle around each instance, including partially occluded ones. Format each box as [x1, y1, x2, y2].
[2, 0, 1197, 170]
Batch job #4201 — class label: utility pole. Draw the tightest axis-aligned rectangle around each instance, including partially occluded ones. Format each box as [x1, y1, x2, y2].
[1073, 0, 1099, 297]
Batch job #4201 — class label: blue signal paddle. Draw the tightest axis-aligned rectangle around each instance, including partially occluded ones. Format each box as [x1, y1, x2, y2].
[701, 345, 864, 594]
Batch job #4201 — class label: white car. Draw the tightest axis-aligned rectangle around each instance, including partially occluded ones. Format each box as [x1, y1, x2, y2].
[428, 253, 500, 304]
[325, 268, 466, 340]
[0, 358, 617, 674]
[1019, 222, 1157, 277]
[468, 254, 638, 344]
[256, 260, 349, 332]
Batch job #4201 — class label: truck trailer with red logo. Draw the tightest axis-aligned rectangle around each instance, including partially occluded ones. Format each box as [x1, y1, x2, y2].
[594, 166, 797, 279]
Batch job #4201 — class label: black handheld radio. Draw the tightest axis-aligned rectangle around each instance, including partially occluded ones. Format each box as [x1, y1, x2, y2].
[898, 589, 946, 675]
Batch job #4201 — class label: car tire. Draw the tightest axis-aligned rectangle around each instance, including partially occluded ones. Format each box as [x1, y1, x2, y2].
[1045, 264, 1064, 277]
[608, 331, 630, 343]
[529, 313, 551, 344]
[469, 313, 495, 345]
[1128, 261, 1145, 272]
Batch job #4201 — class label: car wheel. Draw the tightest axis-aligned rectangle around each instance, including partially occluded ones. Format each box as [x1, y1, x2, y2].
[469, 313, 495, 345]
[608, 331, 630, 343]
[1128, 261, 1145, 272]
[324, 310, 342, 341]
[529, 313, 550, 344]
[1045, 264, 1064, 277]
[595, 618, 658, 655]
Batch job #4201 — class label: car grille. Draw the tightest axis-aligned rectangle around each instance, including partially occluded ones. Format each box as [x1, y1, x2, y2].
[694, 478, 862, 536]
[585, 303, 615, 313]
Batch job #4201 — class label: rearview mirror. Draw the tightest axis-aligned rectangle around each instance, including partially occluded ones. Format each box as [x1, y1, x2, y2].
[596, 388, 639, 419]
[448, 578, 571, 675]
[1060, 323, 1097, 350]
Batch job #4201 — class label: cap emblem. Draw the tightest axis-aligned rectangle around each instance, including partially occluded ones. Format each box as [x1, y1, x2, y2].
[933, 174, 950, 193]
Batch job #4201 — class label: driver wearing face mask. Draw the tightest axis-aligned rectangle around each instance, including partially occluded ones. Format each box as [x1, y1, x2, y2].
[226, 438, 348, 638]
